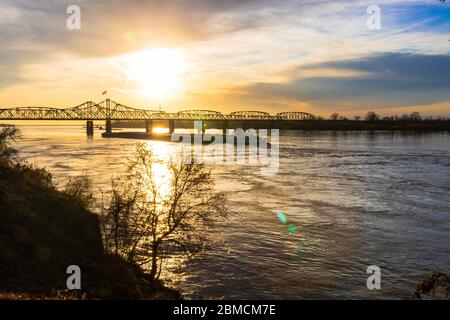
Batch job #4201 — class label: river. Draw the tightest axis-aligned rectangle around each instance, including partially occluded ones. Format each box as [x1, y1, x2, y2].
[13, 126, 450, 299]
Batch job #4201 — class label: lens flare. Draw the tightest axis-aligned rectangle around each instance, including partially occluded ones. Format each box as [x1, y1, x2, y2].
[276, 210, 287, 223]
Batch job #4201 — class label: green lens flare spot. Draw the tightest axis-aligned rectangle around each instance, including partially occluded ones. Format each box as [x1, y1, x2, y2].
[276, 211, 287, 224]
[288, 225, 296, 233]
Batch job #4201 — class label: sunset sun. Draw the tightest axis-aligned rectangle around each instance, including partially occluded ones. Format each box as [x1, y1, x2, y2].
[116, 48, 189, 100]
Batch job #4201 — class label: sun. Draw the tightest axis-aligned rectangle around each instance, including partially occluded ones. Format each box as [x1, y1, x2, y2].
[115, 48, 189, 100]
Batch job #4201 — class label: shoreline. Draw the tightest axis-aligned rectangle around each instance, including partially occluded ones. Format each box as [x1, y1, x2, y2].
[0, 161, 181, 300]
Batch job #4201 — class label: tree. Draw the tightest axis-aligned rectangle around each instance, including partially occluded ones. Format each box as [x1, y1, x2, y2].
[63, 175, 95, 209]
[399, 112, 421, 121]
[413, 270, 450, 300]
[365, 111, 380, 122]
[329, 113, 340, 120]
[100, 176, 146, 264]
[100, 144, 226, 280]
[409, 112, 421, 121]
[0, 126, 19, 166]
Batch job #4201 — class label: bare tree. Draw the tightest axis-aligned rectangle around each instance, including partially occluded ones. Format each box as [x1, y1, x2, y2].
[0, 126, 19, 166]
[100, 176, 147, 264]
[365, 111, 380, 122]
[100, 144, 227, 280]
[329, 113, 340, 120]
[63, 175, 95, 209]
[409, 112, 421, 121]
[413, 270, 450, 300]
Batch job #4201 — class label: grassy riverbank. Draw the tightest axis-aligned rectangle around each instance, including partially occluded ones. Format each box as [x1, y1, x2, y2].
[0, 162, 181, 299]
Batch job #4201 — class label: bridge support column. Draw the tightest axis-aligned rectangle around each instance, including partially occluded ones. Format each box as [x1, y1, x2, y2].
[145, 120, 153, 134]
[86, 120, 94, 137]
[222, 120, 228, 135]
[105, 119, 112, 134]
[194, 121, 206, 134]
[168, 119, 175, 134]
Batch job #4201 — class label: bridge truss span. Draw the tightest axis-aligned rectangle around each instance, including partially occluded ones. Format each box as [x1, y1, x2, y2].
[0, 99, 314, 121]
[174, 109, 225, 120]
[275, 111, 314, 120]
[229, 111, 272, 120]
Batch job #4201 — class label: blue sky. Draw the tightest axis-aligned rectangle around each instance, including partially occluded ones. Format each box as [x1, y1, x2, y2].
[0, 0, 449, 116]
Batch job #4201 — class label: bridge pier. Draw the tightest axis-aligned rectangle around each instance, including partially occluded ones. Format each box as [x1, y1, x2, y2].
[86, 120, 94, 136]
[222, 120, 228, 135]
[195, 121, 207, 134]
[168, 119, 175, 134]
[145, 120, 153, 134]
[105, 119, 112, 134]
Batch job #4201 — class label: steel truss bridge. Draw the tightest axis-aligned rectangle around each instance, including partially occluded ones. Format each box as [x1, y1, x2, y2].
[0, 99, 314, 121]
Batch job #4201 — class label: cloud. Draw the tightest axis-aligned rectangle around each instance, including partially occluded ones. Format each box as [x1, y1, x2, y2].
[0, 0, 269, 58]
[214, 53, 450, 112]
[0, 48, 52, 88]
[0, 0, 273, 89]
[0, 0, 449, 115]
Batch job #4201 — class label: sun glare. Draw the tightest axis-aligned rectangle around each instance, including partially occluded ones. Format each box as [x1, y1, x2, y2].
[152, 127, 168, 134]
[115, 48, 189, 99]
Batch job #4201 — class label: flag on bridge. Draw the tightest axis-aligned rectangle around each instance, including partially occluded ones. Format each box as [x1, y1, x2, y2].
[102, 90, 107, 95]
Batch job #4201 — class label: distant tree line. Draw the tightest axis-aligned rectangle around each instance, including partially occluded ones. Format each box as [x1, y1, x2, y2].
[323, 111, 449, 122]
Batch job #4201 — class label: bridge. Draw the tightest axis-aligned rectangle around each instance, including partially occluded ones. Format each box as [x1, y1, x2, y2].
[0, 99, 314, 136]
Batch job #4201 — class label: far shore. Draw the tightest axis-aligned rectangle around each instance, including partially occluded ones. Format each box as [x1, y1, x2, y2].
[2, 119, 450, 131]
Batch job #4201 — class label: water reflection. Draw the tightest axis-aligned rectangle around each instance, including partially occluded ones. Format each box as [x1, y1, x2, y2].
[143, 142, 173, 202]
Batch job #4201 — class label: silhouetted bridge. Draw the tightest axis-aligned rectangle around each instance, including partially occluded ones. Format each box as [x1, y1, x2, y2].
[0, 99, 314, 135]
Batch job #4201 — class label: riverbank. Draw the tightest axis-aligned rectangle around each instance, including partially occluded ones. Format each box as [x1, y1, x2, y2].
[0, 162, 181, 300]
[113, 120, 450, 131]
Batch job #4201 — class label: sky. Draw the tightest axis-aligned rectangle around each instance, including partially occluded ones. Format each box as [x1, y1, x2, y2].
[0, 0, 449, 117]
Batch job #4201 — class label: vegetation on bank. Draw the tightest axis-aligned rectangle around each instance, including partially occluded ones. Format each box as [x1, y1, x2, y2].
[113, 111, 450, 131]
[99, 144, 226, 281]
[0, 126, 226, 299]
[413, 270, 450, 300]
